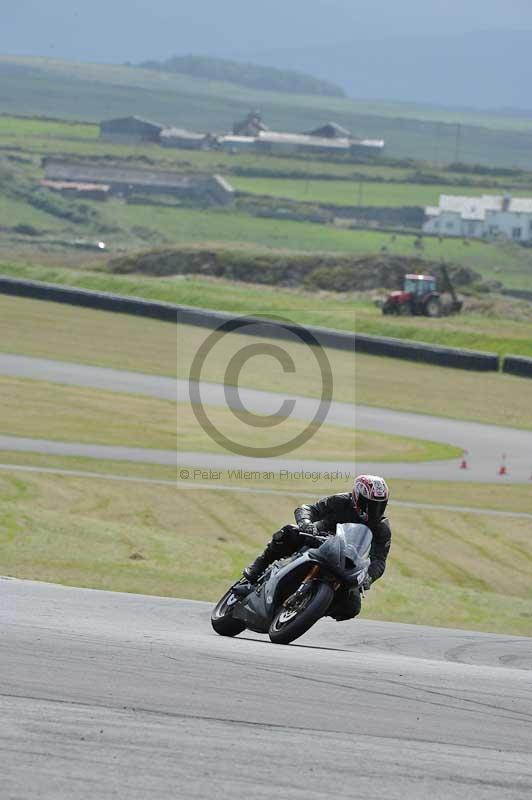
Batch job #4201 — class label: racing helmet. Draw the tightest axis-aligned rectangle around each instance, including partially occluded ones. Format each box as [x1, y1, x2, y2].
[352, 475, 389, 525]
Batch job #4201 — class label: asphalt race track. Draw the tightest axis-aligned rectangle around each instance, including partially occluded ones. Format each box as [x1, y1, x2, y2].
[2, 579, 532, 799]
[1, 353, 532, 482]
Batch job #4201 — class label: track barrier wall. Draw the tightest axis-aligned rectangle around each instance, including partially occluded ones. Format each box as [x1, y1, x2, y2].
[0, 275, 510, 374]
[502, 355, 532, 379]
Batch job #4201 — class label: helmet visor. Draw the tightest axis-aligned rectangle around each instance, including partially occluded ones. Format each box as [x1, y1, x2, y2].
[358, 495, 388, 524]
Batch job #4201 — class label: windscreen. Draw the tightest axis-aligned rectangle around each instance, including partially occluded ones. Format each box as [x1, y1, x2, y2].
[336, 523, 372, 566]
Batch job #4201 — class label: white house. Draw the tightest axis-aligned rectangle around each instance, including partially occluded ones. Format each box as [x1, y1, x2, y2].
[423, 194, 532, 242]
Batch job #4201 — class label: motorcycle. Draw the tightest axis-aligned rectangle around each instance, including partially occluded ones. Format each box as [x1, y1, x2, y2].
[211, 522, 373, 645]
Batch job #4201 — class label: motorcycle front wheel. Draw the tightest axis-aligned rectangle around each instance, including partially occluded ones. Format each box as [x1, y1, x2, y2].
[269, 581, 334, 645]
[211, 587, 246, 637]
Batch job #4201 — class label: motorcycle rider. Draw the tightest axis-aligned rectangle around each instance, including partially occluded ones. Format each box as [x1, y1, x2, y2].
[240, 475, 391, 621]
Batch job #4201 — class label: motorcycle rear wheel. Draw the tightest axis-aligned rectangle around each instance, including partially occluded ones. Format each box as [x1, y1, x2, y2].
[269, 582, 334, 645]
[211, 587, 246, 637]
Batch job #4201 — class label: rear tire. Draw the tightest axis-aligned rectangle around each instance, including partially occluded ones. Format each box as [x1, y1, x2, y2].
[269, 582, 334, 645]
[211, 587, 246, 637]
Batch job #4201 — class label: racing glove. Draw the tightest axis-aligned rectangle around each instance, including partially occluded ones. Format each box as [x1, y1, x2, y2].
[298, 520, 318, 536]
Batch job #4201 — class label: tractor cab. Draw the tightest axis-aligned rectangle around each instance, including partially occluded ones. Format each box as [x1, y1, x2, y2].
[404, 274, 436, 296]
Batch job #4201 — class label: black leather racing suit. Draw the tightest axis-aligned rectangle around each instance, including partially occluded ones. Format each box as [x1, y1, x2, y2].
[265, 493, 392, 621]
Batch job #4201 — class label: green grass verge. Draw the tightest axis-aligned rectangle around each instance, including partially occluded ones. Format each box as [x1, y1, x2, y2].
[2, 450, 532, 514]
[1, 377, 176, 449]
[2, 294, 532, 429]
[0, 451, 178, 481]
[0, 294, 177, 376]
[3, 263, 532, 362]
[177, 325, 532, 430]
[0, 467, 530, 636]
[1, 376, 461, 463]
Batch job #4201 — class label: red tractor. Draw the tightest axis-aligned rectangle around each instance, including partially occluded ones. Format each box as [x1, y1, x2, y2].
[382, 273, 442, 317]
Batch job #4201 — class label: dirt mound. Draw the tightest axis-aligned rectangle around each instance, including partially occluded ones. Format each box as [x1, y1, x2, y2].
[108, 248, 482, 293]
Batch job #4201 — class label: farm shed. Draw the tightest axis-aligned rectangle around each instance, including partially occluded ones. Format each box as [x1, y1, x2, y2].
[256, 130, 351, 156]
[160, 128, 210, 150]
[307, 122, 352, 139]
[350, 138, 385, 156]
[99, 116, 164, 143]
[42, 159, 234, 206]
[40, 180, 110, 200]
[217, 135, 259, 153]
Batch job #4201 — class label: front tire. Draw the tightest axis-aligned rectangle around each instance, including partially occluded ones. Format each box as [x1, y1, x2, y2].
[269, 582, 334, 645]
[424, 297, 441, 317]
[211, 587, 246, 637]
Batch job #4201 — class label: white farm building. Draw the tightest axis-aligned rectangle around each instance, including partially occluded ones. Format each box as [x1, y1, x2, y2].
[423, 194, 532, 242]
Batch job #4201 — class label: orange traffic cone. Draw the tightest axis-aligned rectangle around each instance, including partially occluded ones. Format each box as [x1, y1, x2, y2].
[498, 454, 508, 476]
[459, 451, 468, 470]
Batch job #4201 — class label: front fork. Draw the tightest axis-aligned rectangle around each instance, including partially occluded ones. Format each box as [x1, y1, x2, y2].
[284, 564, 339, 609]
[302, 564, 341, 591]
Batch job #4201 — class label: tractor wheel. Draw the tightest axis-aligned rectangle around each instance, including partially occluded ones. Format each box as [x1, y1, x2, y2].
[398, 303, 410, 316]
[424, 297, 441, 318]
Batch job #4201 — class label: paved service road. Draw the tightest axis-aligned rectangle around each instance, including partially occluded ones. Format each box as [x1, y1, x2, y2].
[1, 579, 531, 799]
[2, 353, 532, 482]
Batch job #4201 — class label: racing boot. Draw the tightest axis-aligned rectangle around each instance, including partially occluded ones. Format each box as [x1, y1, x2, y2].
[243, 548, 272, 584]
[241, 526, 300, 586]
[231, 549, 272, 598]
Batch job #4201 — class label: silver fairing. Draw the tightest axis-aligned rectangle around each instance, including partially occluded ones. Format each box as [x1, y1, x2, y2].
[232, 551, 314, 633]
[307, 522, 372, 586]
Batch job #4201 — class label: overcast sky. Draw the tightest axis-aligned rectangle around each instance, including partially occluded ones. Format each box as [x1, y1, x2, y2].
[3, 1, 532, 107]
[4, 0, 532, 63]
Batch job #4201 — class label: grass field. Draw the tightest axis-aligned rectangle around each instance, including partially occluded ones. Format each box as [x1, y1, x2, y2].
[99, 205, 532, 291]
[2, 294, 532, 429]
[2, 111, 532, 296]
[54, 203, 532, 293]
[3, 56, 532, 168]
[0, 194, 64, 229]
[5, 113, 532, 193]
[232, 176, 532, 208]
[0, 466, 530, 635]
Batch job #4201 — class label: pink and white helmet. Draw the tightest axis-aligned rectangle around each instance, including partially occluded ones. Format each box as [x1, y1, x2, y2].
[352, 475, 389, 524]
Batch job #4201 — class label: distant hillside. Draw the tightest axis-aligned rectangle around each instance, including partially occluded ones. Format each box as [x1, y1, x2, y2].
[137, 54, 345, 98]
[254, 30, 532, 109]
[3, 56, 532, 169]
